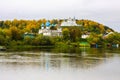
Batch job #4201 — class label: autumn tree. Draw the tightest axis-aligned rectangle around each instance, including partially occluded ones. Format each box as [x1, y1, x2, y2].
[9, 26, 23, 40]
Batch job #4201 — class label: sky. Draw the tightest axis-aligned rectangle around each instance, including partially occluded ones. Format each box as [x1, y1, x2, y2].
[0, 0, 120, 32]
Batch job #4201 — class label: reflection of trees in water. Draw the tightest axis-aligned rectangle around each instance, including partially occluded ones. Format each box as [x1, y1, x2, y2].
[29, 48, 114, 70]
[68, 57, 104, 69]
[39, 55, 105, 70]
[0, 48, 116, 70]
[39, 50, 114, 70]
[51, 47, 82, 53]
[66, 48, 114, 69]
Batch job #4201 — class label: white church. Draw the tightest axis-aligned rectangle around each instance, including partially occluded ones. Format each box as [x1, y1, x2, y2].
[38, 21, 62, 36]
[38, 17, 80, 36]
[61, 17, 79, 26]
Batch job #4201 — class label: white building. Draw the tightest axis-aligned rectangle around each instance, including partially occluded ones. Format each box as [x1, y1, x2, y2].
[61, 17, 79, 26]
[103, 32, 114, 39]
[81, 34, 89, 39]
[39, 28, 62, 36]
[38, 21, 62, 36]
[39, 17, 80, 36]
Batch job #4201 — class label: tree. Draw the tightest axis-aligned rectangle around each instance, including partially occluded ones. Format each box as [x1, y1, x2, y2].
[9, 26, 22, 40]
[105, 32, 120, 44]
[0, 35, 5, 45]
[32, 34, 43, 45]
[24, 36, 33, 45]
[69, 26, 81, 42]
[62, 28, 70, 41]
[87, 33, 102, 44]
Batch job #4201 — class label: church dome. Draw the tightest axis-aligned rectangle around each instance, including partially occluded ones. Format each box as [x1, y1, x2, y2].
[51, 24, 56, 27]
[41, 23, 45, 27]
[46, 21, 51, 27]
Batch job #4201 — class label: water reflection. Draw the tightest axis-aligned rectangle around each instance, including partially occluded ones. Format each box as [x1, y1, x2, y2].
[0, 48, 120, 80]
[0, 48, 115, 70]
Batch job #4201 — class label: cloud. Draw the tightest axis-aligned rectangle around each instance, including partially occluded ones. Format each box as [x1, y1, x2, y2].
[0, 0, 120, 32]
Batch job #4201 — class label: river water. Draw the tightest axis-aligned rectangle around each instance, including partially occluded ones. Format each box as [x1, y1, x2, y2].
[0, 48, 120, 80]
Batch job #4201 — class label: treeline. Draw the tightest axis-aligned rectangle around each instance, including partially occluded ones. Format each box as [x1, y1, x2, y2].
[0, 19, 59, 33]
[76, 19, 114, 34]
[0, 19, 58, 43]
[0, 19, 119, 49]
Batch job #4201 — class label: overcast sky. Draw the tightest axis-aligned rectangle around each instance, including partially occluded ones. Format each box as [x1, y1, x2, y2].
[0, 0, 120, 32]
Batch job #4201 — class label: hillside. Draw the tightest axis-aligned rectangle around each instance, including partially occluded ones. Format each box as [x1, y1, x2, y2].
[0, 19, 114, 34]
[0, 19, 119, 49]
[76, 19, 114, 34]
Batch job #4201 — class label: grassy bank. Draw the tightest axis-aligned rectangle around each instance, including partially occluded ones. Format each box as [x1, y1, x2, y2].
[6, 45, 55, 51]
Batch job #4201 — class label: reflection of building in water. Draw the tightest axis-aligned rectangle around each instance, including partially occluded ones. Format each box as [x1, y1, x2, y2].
[40, 53, 61, 70]
[39, 52, 108, 70]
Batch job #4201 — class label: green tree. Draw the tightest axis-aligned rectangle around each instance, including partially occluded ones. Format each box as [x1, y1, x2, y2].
[24, 36, 33, 45]
[62, 28, 70, 41]
[87, 33, 102, 44]
[105, 32, 120, 44]
[0, 35, 5, 45]
[32, 34, 43, 45]
[40, 36, 54, 45]
[69, 26, 81, 42]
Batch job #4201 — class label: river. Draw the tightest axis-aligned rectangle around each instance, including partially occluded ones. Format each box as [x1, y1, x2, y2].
[0, 48, 120, 80]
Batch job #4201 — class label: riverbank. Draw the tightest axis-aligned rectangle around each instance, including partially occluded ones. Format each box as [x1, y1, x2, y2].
[4, 42, 120, 52]
[6, 45, 55, 51]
